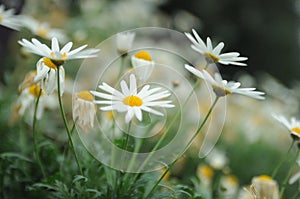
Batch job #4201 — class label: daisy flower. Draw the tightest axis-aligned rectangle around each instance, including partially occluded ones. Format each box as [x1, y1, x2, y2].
[251, 175, 279, 199]
[20, 16, 68, 43]
[185, 64, 265, 99]
[0, 4, 21, 30]
[131, 51, 155, 82]
[73, 91, 96, 130]
[18, 37, 100, 62]
[185, 29, 247, 66]
[116, 31, 135, 55]
[272, 114, 300, 140]
[34, 57, 65, 95]
[91, 74, 174, 123]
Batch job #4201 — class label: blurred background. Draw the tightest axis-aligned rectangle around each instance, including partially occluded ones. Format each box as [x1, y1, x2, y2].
[1, 0, 300, 86]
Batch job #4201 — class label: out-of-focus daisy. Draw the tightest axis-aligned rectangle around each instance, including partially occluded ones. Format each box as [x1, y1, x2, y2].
[205, 148, 228, 170]
[18, 70, 37, 92]
[34, 57, 65, 95]
[272, 114, 300, 140]
[91, 74, 174, 123]
[251, 175, 279, 199]
[220, 175, 239, 199]
[16, 84, 57, 122]
[185, 29, 247, 66]
[73, 91, 96, 130]
[289, 157, 300, 184]
[197, 164, 214, 186]
[18, 37, 99, 62]
[116, 31, 135, 55]
[0, 5, 21, 30]
[20, 16, 68, 43]
[131, 51, 155, 82]
[185, 65, 265, 99]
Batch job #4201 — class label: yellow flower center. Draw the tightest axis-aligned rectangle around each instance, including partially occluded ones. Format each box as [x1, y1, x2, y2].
[198, 165, 214, 179]
[37, 26, 48, 38]
[0, 15, 3, 22]
[29, 85, 43, 97]
[43, 57, 65, 69]
[106, 111, 114, 120]
[291, 127, 300, 135]
[204, 52, 220, 63]
[77, 91, 94, 101]
[123, 95, 143, 107]
[134, 51, 152, 61]
[257, 175, 273, 182]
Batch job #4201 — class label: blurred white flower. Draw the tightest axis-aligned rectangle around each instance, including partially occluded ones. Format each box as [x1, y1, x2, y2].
[205, 148, 228, 170]
[273, 114, 300, 140]
[196, 164, 214, 186]
[220, 175, 239, 199]
[73, 91, 96, 130]
[16, 84, 57, 122]
[131, 51, 155, 82]
[18, 37, 99, 61]
[20, 16, 68, 43]
[0, 5, 21, 30]
[185, 65, 265, 99]
[34, 57, 65, 95]
[116, 31, 135, 55]
[91, 74, 174, 123]
[185, 29, 248, 66]
[289, 157, 300, 184]
[251, 175, 279, 199]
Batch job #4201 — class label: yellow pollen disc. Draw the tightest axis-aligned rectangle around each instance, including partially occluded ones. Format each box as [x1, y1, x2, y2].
[29, 85, 43, 97]
[43, 57, 58, 69]
[123, 95, 143, 107]
[204, 52, 220, 62]
[62, 52, 67, 59]
[134, 51, 152, 61]
[77, 91, 94, 101]
[0, 15, 3, 22]
[198, 165, 214, 179]
[106, 111, 114, 120]
[257, 175, 273, 182]
[37, 26, 48, 38]
[292, 127, 300, 135]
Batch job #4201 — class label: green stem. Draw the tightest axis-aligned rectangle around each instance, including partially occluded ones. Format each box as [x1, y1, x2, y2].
[118, 56, 126, 79]
[144, 97, 219, 199]
[56, 67, 83, 175]
[279, 149, 300, 198]
[122, 121, 132, 151]
[272, 140, 295, 178]
[32, 88, 46, 178]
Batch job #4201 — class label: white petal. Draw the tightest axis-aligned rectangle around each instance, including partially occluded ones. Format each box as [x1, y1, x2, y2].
[51, 37, 60, 52]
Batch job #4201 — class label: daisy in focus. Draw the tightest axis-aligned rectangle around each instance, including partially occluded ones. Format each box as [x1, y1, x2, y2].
[185, 64, 265, 99]
[21, 16, 68, 43]
[18, 37, 99, 95]
[91, 74, 174, 123]
[0, 4, 21, 30]
[73, 91, 96, 130]
[116, 31, 135, 55]
[185, 29, 247, 66]
[272, 114, 300, 140]
[131, 51, 155, 82]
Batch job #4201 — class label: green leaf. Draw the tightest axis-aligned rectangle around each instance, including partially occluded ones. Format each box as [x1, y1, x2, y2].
[0, 152, 32, 162]
[72, 175, 88, 183]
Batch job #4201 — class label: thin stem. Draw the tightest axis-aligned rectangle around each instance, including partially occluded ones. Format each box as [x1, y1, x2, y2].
[279, 149, 300, 198]
[122, 121, 132, 151]
[144, 97, 219, 199]
[56, 67, 83, 175]
[32, 88, 46, 178]
[118, 56, 126, 79]
[272, 140, 295, 178]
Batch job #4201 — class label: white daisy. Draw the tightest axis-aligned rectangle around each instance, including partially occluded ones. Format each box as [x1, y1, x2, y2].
[34, 57, 65, 95]
[0, 5, 21, 30]
[185, 64, 265, 99]
[18, 37, 99, 62]
[272, 114, 300, 140]
[20, 16, 68, 43]
[116, 31, 135, 55]
[73, 91, 96, 130]
[251, 175, 279, 199]
[91, 74, 174, 123]
[185, 29, 247, 66]
[131, 51, 155, 82]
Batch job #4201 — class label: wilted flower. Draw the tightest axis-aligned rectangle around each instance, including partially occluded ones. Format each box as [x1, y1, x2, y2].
[0, 4, 21, 30]
[251, 175, 279, 199]
[185, 29, 247, 66]
[131, 51, 155, 82]
[91, 74, 174, 123]
[73, 91, 96, 130]
[116, 31, 135, 55]
[185, 65, 265, 99]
